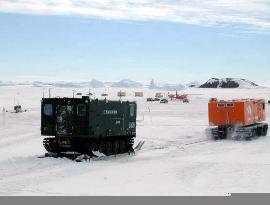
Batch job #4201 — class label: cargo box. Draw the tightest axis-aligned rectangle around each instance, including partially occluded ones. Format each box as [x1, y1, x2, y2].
[208, 99, 266, 126]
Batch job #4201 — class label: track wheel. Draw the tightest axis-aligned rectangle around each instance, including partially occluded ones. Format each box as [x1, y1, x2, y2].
[252, 129, 257, 138]
[262, 126, 268, 136]
[91, 143, 98, 152]
[218, 129, 227, 140]
[127, 138, 134, 151]
[99, 142, 106, 154]
[245, 136, 251, 141]
[257, 128, 263, 137]
[43, 138, 59, 153]
[113, 141, 120, 154]
[246, 129, 255, 140]
[106, 141, 113, 156]
[119, 140, 126, 153]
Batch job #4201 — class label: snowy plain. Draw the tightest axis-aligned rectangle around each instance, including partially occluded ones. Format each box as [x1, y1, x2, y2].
[0, 86, 270, 196]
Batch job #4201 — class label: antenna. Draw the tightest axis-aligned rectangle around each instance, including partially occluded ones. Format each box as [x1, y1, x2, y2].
[49, 88, 51, 98]
[72, 90, 75, 98]
[89, 88, 91, 99]
[120, 90, 122, 101]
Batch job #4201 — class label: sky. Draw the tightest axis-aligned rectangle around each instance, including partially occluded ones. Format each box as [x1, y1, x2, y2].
[0, 0, 270, 84]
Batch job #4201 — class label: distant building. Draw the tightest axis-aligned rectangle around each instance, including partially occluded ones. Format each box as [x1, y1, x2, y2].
[135, 92, 143, 97]
[155, 93, 163, 98]
[117, 91, 126, 97]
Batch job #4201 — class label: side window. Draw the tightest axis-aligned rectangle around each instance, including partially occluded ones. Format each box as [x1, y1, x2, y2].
[77, 104, 86, 117]
[44, 104, 53, 116]
[130, 104, 135, 117]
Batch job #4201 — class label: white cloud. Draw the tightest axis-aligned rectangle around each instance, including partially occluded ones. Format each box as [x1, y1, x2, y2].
[0, 0, 270, 33]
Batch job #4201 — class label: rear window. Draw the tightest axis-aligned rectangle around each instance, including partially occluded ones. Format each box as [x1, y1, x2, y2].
[44, 104, 53, 116]
[130, 104, 135, 117]
[217, 103, 225, 108]
[77, 104, 86, 117]
[226, 103, 235, 108]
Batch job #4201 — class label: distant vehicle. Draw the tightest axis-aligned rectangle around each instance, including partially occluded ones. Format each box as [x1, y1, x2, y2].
[147, 98, 154, 102]
[13, 105, 27, 113]
[160, 99, 168, 103]
[14, 105, 22, 113]
[168, 94, 175, 99]
[154, 98, 161, 101]
[169, 91, 189, 103]
[41, 96, 137, 156]
[183, 98, 189, 103]
[206, 99, 268, 140]
[101, 93, 108, 97]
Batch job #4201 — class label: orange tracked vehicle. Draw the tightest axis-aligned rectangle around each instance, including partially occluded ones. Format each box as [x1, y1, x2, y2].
[206, 99, 268, 140]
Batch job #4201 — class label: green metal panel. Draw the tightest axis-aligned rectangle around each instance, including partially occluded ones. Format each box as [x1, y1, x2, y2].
[88, 100, 136, 138]
[41, 97, 136, 139]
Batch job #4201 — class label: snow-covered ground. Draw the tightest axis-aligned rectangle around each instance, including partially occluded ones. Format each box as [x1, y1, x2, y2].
[0, 86, 270, 195]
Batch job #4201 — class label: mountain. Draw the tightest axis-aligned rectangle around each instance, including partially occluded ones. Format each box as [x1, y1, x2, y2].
[185, 81, 202, 88]
[32, 81, 54, 87]
[111, 79, 143, 88]
[89, 79, 105, 88]
[148, 79, 185, 90]
[0, 81, 34, 86]
[199, 78, 258, 88]
[149, 79, 158, 89]
[161, 83, 186, 91]
[0, 81, 17, 86]
[52, 81, 89, 88]
[186, 81, 201, 88]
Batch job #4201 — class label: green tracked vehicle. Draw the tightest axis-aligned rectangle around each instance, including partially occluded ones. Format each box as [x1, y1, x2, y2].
[41, 96, 137, 156]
